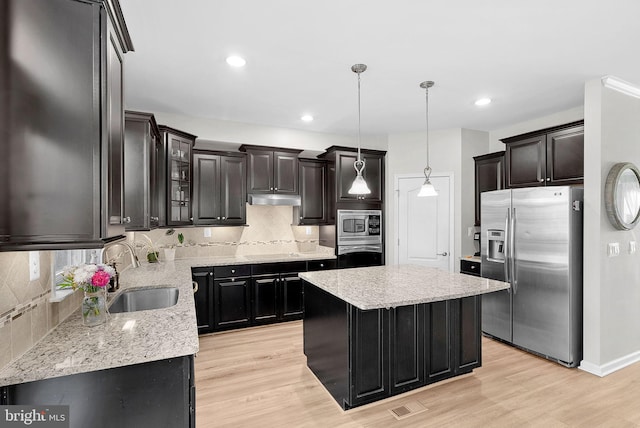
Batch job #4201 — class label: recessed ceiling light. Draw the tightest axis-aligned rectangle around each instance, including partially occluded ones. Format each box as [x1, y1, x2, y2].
[301, 115, 314, 122]
[226, 56, 246, 67]
[475, 98, 492, 106]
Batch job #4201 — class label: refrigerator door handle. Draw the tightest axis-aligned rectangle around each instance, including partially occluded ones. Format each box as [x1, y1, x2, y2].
[511, 207, 517, 294]
[504, 208, 510, 283]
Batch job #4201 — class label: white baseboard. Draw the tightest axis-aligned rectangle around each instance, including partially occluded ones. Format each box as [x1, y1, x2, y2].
[580, 350, 640, 377]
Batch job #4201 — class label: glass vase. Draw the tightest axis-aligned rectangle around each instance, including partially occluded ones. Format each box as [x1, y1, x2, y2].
[82, 291, 107, 327]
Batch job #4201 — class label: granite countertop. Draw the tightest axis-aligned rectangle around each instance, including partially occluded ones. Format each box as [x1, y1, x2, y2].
[299, 264, 509, 310]
[0, 252, 335, 387]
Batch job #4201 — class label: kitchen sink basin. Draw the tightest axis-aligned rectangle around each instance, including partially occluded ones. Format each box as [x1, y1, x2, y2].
[109, 287, 179, 313]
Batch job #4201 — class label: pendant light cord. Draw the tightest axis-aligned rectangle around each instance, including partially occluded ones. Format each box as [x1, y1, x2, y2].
[425, 84, 429, 170]
[357, 71, 362, 164]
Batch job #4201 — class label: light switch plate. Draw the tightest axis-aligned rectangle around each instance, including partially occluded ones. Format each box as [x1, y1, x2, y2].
[29, 251, 40, 281]
[204, 228, 212, 238]
[630, 241, 637, 255]
[608, 242, 620, 257]
[467, 227, 474, 237]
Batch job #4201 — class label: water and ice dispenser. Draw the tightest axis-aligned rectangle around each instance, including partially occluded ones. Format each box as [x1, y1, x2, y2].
[486, 230, 505, 262]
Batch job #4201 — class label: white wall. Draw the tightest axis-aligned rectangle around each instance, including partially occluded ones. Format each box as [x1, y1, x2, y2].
[581, 78, 640, 376]
[153, 111, 388, 155]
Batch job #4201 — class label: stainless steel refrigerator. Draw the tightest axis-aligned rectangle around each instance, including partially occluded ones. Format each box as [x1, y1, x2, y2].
[480, 186, 583, 367]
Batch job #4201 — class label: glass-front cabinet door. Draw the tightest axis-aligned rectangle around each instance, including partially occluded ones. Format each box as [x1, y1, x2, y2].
[169, 136, 192, 224]
[159, 126, 197, 226]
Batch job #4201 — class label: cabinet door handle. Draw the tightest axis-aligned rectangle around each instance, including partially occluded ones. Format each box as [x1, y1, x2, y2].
[275, 187, 278, 191]
[150, 216, 159, 222]
[231, 269, 235, 274]
[319, 263, 324, 268]
[192, 281, 199, 293]
[217, 217, 221, 220]
[539, 179, 544, 182]
[546, 177, 551, 181]
[270, 187, 274, 191]
[124, 216, 131, 224]
[222, 217, 226, 220]
[209, 272, 213, 276]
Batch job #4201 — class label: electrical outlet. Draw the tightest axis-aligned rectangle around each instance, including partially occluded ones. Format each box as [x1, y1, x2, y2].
[306, 227, 312, 236]
[204, 228, 212, 238]
[607, 242, 620, 257]
[467, 227, 474, 237]
[630, 241, 637, 255]
[29, 251, 40, 281]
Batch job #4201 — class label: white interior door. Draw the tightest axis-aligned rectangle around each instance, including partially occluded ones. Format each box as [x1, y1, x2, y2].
[396, 174, 452, 271]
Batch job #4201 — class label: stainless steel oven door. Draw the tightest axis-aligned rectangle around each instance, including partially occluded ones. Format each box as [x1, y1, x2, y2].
[337, 244, 383, 255]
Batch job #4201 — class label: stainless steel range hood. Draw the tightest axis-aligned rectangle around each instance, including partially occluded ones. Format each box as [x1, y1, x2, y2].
[248, 194, 301, 206]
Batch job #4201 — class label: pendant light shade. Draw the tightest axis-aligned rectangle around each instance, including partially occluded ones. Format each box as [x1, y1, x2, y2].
[348, 63, 371, 195]
[418, 80, 438, 197]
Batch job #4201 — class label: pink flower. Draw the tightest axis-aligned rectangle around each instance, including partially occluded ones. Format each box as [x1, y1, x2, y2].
[91, 270, 111, 288]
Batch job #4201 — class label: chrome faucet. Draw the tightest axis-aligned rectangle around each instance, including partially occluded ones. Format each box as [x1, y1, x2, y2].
[102, 241, 141, 268]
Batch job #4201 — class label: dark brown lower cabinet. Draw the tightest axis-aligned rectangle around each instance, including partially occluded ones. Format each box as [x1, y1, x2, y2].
[351, 307, 389, 406]
[192, 267, 214, 333]
[211, 265, 252, 331]
[214, 276, 251, 331]
[251, 262, 306, 325]
[193, 260, 321, 334]
[2, 356, 195, 428]
[390, 305, 424, 395]
[304, 282, 481, 410]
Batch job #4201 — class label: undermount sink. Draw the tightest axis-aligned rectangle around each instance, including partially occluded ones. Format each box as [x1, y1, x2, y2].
[109, 287, 179, 313]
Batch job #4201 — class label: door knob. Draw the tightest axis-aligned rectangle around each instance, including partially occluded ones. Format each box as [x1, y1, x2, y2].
[437, 252, 448, 256]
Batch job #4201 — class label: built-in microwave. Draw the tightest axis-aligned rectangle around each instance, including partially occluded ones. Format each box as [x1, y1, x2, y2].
[337, 209, 382, 246]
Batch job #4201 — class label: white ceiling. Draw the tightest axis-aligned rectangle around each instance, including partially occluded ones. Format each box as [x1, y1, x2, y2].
[120, 0, 640, 137]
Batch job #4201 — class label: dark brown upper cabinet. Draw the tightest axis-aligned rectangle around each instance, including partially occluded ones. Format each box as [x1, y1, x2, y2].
[503, 121, 584, 188]
[239, 145, 302, 195]
[319, 146, 386, 206]
[124, 111, 161, 231]
[192, 150, 247, 226]
[158, 126, 197, 227]
[0, 0, 133, 251]
[293, 159, 328, 225]
[473, 151, 505, 226]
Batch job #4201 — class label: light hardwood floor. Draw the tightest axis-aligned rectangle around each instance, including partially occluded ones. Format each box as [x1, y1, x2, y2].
[195, 321, 640, 427]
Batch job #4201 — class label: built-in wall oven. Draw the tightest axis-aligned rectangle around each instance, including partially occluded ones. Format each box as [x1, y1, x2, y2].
[336, 209, 383, 268]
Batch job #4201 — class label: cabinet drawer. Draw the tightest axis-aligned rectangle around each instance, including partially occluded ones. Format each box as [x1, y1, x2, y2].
[251, 261, 307, 276]
[213, 265, 251, 278]
[460, 260, 480, 277]
[307, 259, 337, 271]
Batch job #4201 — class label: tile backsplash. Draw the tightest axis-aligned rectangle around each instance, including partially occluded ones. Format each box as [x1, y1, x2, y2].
[133, 205, 324, 260]
[0, 251, 83, 371]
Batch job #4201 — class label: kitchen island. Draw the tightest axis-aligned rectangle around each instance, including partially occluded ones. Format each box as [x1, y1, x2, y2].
[299, 264, 509, 410]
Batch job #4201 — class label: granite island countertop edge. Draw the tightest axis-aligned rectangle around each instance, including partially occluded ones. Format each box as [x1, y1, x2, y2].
[299, 264, 510, 310]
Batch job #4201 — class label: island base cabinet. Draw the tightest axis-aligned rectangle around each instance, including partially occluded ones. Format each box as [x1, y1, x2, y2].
[350, 307, 389, 406]
[303, 282, 482, 410]
[2, 356, 195, 428]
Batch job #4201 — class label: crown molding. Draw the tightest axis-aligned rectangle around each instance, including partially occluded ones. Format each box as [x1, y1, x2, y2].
[601, 75, 640, 99]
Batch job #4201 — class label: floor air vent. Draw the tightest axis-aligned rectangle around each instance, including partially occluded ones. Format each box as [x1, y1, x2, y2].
[389, 401, 428, 420]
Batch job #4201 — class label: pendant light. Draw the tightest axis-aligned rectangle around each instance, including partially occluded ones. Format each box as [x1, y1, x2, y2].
[417, 80, 438, 197]
[348, 64, 371, 195]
